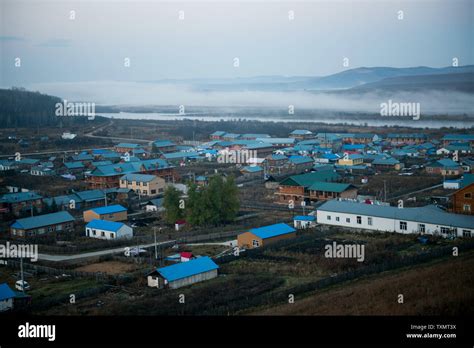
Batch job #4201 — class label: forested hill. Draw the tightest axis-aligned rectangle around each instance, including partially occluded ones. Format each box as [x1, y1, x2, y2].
[0, 88, 62, 128]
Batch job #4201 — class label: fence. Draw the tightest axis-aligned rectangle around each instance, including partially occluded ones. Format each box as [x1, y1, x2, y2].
[215, 237, 474, 309]
[2, 259, 131, 282]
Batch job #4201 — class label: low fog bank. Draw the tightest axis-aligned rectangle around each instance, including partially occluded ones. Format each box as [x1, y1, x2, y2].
[28, 80, 474, 115]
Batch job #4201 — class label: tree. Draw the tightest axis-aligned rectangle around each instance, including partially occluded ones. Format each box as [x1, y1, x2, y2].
[220, 175, 240, 222]
[163, 186, 184, 224]
[184, 174, 240, 227]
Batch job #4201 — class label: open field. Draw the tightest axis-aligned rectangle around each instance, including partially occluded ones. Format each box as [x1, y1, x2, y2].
[251, 251, 474, 316]
[74, 261, 140, 275]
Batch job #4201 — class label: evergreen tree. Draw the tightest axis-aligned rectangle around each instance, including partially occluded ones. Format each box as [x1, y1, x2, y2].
[163, 186, 184, 224]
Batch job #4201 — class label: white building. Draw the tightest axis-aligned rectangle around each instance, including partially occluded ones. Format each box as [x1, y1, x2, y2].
[85, 219, 133, 240]
[443, 179, 461, 190]
[317, 200, 474, 238]
[147, 256, 219, 289]
[0, 283, 15, 312]
[293, 215, 317, 229]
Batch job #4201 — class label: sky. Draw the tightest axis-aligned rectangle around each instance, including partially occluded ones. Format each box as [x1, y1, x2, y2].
[0, 0, 472, 109]
[1, 0, 473, 85]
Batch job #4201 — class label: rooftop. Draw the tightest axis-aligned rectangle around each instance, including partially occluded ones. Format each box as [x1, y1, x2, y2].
[86, 219, 126, 232]
[318, 200, 474, 229]
[309, 182, 355, 193]
[0, 283, 15, 301]
[11, 211, 75, 230]
[120, 173, 157, 182]
[249, 223, 296, 239]
[157, 256, 219, 282]
[89, 204, 127, 215]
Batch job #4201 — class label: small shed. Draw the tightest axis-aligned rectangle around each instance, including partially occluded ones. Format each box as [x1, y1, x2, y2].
[238, 223, 296, 249]
[83, 204, 128, 222]
[0, 283, 15, 312]
[293, 215, 316, 229]
[147, 256, 219, 289]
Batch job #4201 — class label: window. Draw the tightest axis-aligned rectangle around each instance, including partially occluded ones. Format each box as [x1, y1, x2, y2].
[368, 217, 373, 226]
[101, 231, 105, 237]
[440, 227, 450, 234]
[418, 224, 425, 233]
[252, 239, 260, 247]
[400, 221, 407, 231]
[463, 230, 471, 238]
[464, 193, 472, 199]
[92, 230, 96, 235]
[151, 189, 156, 194]
[143, 190, 148, 195]
[110, 233, 115, 239]
[327, 215, 331, 220]
[346, 218, 350, 223]
[356, 216, 362, 224]
[336, 216, 340, 222]
[463, 204, 471, 212]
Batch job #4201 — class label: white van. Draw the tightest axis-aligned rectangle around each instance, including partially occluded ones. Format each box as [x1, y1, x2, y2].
[15, 280, 30, 291]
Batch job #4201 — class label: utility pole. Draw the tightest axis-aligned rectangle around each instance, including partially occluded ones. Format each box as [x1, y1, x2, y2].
[154, 227, 158, 260]
[383, 180, 387, 202]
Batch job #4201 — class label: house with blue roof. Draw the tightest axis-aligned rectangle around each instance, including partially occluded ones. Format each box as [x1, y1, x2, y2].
[147, 256, 219, 289]
[115, 143, 143, 153]
[426, 159, 463, 176]
[10, 211, 75, 237]
[85, 219, 133, 240]
[0, 191, 44, 217]
[441, 134, 474, 146]
[241, 165, 264, 177]
[64, 161, 85, 170]
[83, 204, 128, 222]
[372, 157, 404, 171]
[152, 140, 177, 153]
[293, 215, 316, 229]
[238, 223, 296, 249]
[119, 173, 165, 196]
[0, 283, 16, 312]
[289, 129, 313, 140]
[0, 160, 18, 171]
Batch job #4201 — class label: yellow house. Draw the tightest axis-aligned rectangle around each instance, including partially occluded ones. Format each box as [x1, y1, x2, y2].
[119, 173, 165, 197]
[337, 154, 364, 166]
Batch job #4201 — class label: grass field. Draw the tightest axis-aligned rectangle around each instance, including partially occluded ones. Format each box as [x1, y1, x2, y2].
[251, 251, 474, 316]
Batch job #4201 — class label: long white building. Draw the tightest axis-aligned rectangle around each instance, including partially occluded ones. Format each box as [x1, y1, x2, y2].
[85, 219, 133, 240]
[316, 200, 474, 238]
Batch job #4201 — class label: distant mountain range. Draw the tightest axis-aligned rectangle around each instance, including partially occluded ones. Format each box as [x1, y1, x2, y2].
[152, 65, 474, 93]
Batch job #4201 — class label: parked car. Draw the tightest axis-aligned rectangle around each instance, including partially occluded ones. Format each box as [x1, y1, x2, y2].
[15, 280, 30, 291]
[124, 247, 147, 257]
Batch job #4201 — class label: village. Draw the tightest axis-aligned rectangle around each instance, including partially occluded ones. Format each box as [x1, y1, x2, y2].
[0, 119, 473, 315]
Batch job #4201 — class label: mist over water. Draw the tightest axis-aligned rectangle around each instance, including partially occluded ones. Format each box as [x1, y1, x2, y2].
[29, 81, 474, 117]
